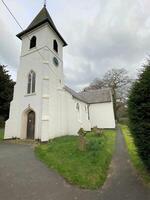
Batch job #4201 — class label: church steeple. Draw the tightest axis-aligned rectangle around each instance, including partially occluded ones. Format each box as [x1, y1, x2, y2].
[16, 6, 67, 46]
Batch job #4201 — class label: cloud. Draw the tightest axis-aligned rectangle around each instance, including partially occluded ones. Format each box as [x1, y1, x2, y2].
[0, 19, 20, 67]
[63, 0, 150, 90]
[1, 0, 150, 90]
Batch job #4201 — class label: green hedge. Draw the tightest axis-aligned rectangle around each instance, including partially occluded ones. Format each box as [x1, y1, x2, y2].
[0, 116, 5, 128]
[128, 64, 150, 171]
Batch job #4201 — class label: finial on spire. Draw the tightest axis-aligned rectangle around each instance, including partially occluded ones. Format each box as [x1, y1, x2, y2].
[44, 0, 46, 7]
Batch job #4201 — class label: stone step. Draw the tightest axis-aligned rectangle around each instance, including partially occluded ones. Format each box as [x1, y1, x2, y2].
[2, 139, 40, 146]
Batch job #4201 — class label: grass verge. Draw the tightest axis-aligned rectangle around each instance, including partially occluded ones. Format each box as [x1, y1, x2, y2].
[0, 128, 4, 141]
[120, 125, 150, 186]
[35, 130, 116, 189]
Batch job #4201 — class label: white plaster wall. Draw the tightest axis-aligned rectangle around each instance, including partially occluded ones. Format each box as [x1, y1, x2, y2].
[21, 24, 63, 59]
[40, 60, 65, 141]
[61, 91, 91, 136]
[5, 51, 44, 139]
[89, 102, 116, 129]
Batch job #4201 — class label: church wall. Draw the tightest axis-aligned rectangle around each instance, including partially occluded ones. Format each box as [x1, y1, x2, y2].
[5, 50, 44, 139]
[5, 21, 65, 141]
[39, 49, 64, 141]
[41, 64, 58, 141]
[62, 91, 91, 135]
[89, 102, 116, 129]
[21, 24, 63, 59]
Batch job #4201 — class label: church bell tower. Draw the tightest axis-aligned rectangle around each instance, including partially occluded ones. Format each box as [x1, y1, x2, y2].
[5, 6, 67, 141]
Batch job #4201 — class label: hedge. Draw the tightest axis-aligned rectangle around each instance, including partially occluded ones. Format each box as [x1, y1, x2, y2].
[128, 64, 150, 171]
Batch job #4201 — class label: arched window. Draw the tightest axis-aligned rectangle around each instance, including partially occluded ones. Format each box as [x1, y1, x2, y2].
[30, 36, 36, 49]
[27, 71, 36, 94]
[76, 103, 80, 111]
[53, 40, 58, 53]
[76, 102, 81, 121]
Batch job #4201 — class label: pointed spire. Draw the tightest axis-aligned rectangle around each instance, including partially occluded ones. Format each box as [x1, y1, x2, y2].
[16, 6, 67, 46]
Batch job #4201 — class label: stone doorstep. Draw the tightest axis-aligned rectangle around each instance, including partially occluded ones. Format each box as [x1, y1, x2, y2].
[2, 139, 40, 146]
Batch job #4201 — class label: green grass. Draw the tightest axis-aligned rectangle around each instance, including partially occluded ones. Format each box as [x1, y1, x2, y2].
[0, 128, 4, 141]
[35, 130, 116, 189]
[121, 125, 150, 186]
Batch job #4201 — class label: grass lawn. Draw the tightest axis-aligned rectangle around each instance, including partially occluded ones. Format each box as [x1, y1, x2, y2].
[121, 125, 150, 186]
[35, 130, 116, 189]
[0, 128, 4, 141]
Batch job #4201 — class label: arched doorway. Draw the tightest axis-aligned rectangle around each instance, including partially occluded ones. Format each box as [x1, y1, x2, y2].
[27, 110, 35, 139]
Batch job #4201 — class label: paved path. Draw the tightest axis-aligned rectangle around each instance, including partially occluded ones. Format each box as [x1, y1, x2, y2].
[0, 129, 149, 200]
[99, 128, 150, 200]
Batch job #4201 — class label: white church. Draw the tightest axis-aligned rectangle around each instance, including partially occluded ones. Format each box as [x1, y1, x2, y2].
[5, 6, 115, 142]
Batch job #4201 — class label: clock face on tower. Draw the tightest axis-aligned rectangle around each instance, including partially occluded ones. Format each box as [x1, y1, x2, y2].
[53, 57, 59, 67]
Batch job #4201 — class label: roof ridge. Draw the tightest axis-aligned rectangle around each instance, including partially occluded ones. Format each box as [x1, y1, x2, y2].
[79, 88, 111, 94]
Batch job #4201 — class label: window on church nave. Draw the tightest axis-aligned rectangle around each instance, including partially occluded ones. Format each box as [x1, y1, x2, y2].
[53, 40, 58, 53]
[76, 103, 80, 111]
[76, 102, 82, 121]
[30, 36, 36, 49]
[27, 71, 36, 94]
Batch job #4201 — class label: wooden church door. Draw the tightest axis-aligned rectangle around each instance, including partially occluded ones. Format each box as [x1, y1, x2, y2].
[27, 111, 35, 139]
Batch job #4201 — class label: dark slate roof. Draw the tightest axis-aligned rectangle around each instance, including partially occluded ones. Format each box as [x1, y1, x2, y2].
[16, 6, 67, 46]
[64, 86, 112, 104]
[79, 89, 112, 104]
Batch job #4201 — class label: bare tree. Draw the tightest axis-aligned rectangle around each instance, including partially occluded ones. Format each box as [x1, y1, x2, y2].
[103, 68, 132, 120]
[84, 68, 132, 121]
[83, 78, 104, 91]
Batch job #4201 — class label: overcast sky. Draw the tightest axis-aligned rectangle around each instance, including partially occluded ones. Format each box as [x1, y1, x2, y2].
[0, 0, 150, 90]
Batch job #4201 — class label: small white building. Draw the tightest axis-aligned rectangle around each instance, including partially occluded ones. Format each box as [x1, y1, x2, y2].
[5, 6, 115, 142]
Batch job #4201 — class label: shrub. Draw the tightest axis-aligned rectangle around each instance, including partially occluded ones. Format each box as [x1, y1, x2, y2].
[0, 116, 5, 128]
[128, 63, 150, 170]
[118, 117, 129, 125]
[91, 126, 103, 136]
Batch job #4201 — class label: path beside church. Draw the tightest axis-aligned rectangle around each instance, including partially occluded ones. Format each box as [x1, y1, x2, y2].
[0, 128, 149, 200]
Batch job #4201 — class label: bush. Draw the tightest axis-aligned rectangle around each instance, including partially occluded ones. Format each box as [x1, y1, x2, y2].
[118, 117, 129, 125]
[0, 116, 5, 128]
[91, 126, 103, 136]
[128, 63, 150, 170]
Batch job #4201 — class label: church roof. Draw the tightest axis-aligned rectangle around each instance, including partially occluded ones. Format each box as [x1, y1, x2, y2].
[16, 6, 67, 46]
[64, 86, 112, 104]
[64, 86, 87, 103]
[79, 89, 112, 104]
